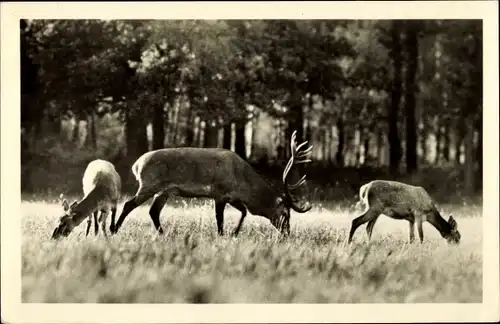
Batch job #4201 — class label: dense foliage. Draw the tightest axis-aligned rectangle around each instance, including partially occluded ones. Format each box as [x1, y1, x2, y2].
[21, 19, 483, 200]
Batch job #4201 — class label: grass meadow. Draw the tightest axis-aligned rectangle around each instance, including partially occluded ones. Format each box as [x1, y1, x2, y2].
[21, 197, 482, 303]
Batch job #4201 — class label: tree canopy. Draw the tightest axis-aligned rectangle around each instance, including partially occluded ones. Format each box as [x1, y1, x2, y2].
[21, 19, 483, 197]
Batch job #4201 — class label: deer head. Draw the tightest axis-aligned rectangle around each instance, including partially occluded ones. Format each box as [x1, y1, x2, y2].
[444, 214, 461, 244]
[51, 198, 79, 239]
[270, 130, 313, 234]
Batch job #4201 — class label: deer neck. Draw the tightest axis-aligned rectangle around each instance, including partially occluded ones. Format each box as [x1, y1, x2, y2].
[71, 186, 103, 226]
[426, 209, 452, 238]
[246, 178, 280, 217]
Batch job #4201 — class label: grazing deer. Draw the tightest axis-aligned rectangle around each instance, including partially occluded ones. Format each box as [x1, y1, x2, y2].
[51, 159, 121, 239]
[111, 130, 313, 236]
[348, 180, 461, 244]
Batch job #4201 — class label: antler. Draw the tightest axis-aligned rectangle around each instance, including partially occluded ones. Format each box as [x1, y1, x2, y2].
[282, 130, 313, 213]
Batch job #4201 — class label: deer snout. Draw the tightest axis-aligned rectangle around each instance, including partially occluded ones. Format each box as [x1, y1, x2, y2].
[272, 214, 290, 236]
[51, 223, 72, 240]
[51, 227, 63, 240]
[446, 234, 461, 244]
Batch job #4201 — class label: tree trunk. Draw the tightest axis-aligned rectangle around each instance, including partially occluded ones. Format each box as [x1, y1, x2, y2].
[286, 95, 304, 143]
[125, 104, 148, 160]
[420, 125, 427, 164]
[172, 100, 180, 146]
[305, 94, 313, 143]
[377, 128, 384, 166]
[91, 112, 97, 150]
[125, 109, 134, 156]
[464, 120, 475, 195]
[404, 21, 419, 174]
[234, 119, 247, 159]
[455, 134, 463, 165]
[336, 117, 344, 167]
[203, 120, 219, 148]
[475, 117, 483, 191]
[86, 111, 97, 150]
[363, 129, 370, 165]
[389, 20, 403, 174]
[72, 119, 80, 143]
[223, 122, 232, 150]
[152, 103, 165, 150]
[323, 128, 330, 164]
[31, 114, 42, 148]
[196, 118, 204, 148]
[356, 126, 363, 166]
[185, 112, 195, 147]
[21, 19, 41, 144]
[443, 123, 450, 161]
[434, 122, 441, 165]
[251, 116, 259, 159]
[49, 113, 62, 136]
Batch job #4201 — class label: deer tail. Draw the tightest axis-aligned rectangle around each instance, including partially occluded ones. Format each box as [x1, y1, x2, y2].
[131, 159, 141, 181]
[359, 183, 369, 205]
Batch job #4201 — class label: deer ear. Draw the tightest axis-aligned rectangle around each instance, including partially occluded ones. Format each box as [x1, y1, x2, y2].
[62, 199, 70, 211]
[448, 215, 457, 230]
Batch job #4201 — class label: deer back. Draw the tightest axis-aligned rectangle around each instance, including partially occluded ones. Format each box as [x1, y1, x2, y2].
[365, 180, 435, 215]
[82, 159, 121, 203]
[134, 148, 278, 210]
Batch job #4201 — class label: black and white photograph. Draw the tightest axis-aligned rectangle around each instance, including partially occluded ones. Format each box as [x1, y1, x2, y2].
[1, 1, 499, 323]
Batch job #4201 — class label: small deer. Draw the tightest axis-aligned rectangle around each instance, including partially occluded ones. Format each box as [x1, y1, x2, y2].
[51, 159, 121, 239]
[348, 180, 461, 244]
[111, 130, 313, 236]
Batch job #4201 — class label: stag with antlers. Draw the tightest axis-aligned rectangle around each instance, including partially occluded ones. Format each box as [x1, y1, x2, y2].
[111, 130, 313, 236]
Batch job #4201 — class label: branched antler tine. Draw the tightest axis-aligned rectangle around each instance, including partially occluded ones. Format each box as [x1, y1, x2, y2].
[294, 159, 312, 164]
[296, 153, 312, 161]
[282, 158, 294, 184]
[299, 144, 313, 155]
[288, 175, 307, 190]
[290, 135, 297, 154]
[296, 148, 313, 159]
[295, 141, 309, 153]
[283, 130, 298, 184]
[288, 179, 305, 190]
[296, 150, 313, 165]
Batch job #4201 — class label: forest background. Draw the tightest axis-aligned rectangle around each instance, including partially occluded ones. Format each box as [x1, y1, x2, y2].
[20, 19, 483, 206]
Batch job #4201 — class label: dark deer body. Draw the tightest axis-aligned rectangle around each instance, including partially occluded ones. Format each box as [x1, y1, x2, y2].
[349, 180, 461, 244]
[112, 131, 312, 236]
[51, 159, 121, 239]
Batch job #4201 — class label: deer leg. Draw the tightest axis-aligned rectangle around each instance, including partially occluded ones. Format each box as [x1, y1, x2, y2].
[366, 216, 379, 241]
[230, 201, 247, 237]
[100, 210, 109, 237]
[85, 215, 92, 237]
[93, 211, 99, 236]
[149, 192, 168, 234]
[109, 205, 117, 233]
[349, 208, 380, 243]
[215, 201, 226, 236]
[113, 189, 156, 234]
[417, 219, 424, 243]
[409, 221, 415, 243]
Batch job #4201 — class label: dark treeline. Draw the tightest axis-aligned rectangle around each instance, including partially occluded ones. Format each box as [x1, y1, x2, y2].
[21, 19, 482, 204]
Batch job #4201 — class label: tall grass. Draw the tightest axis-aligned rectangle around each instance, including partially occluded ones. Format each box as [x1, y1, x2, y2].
[22, 199, 482, 303]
